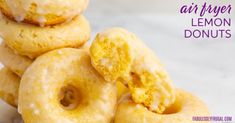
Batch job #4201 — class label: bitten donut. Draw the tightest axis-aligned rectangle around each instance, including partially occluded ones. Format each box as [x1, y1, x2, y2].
[0, 67, 20, 107]
[0, 0, 88, 26]
[18, 48, 117, 123]
[0, 42, 33, 77]
[114, 89, 210, 123]
[90, 28, 175, 113]
[0, 15, 90, 58]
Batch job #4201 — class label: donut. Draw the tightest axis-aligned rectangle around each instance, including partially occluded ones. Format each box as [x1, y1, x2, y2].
[0, 42, 89, 77]
[0, 15, 91, 58]
[0, 0, 88, 26]
[90, 27, 175, 113]
[0, 67, 20, 107]
[18, 48, 117, 123]
[114, 89, 210, 123]
[0, 42, 33, 77]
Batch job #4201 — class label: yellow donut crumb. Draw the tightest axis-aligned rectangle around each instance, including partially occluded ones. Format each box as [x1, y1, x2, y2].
[90, 31, 133, 82]
[90, 27, 175, 113]
[114, 89, 210, 123]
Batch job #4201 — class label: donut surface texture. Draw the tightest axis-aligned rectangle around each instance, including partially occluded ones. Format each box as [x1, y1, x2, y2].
[0, 42, 89, 76]
[18, 48, 117, 123]
[116, 81, 128, 100]
[114, 89, 210, 123]
[0, 67, 20, 107]
[0, 15, 90, 58]
[0, 43, 33, 77]
[0, 0, 88, 26]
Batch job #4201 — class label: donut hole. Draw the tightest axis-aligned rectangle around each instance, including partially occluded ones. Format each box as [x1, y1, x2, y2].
[59, 85, 80, 110]
[162, 101, 182, 114]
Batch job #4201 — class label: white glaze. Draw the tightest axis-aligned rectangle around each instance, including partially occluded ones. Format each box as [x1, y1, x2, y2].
[5, 0, 88, 25]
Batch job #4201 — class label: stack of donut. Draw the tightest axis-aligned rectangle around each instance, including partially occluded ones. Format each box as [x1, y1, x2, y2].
[0, 0, 90, 106]
[0, 1, 209, 123]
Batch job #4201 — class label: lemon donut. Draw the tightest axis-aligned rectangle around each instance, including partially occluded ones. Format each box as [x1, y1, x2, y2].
[18, 48, 117, 123]
[114, 89, 210, 123]
[0, 42, 33, 77]
[0, 15, 91, 58]
[0, 67, 20, 107]
[90, 27, 175, 113]
[90, 28, 132, 82]
[0, 0, 88, 26]
[0, 42, 89, 77]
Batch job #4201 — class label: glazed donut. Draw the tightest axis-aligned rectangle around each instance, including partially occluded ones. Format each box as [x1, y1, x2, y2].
[0, 67, 20, 107]
[0, 15, 90, 58]
[114, 89, 210, 123]
[0, 42, 89, 77]
[0, 42, 33, 77]
[0, 0, 88, 26]
[18, 48, 117, 123]
[90, 27, 175, 113]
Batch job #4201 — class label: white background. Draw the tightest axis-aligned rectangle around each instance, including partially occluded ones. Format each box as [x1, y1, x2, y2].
[0, 0, 235, 122]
